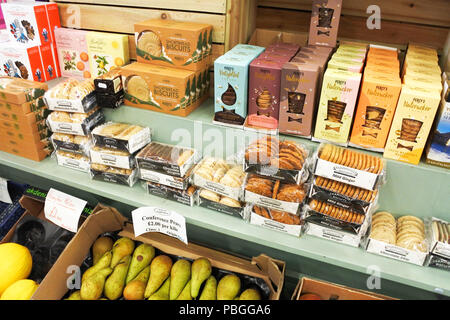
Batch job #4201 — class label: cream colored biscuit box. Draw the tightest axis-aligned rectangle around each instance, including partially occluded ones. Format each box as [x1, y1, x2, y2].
[313, 68, 362, 145]
[384, 86, 441, 165]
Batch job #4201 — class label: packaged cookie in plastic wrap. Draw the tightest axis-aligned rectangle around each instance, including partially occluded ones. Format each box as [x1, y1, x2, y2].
[90, 163, 138, 187]
[94, 68, 124, 109]
[89, 146, 135, 170]
[250, 205, 303, 237]
[136, 141, 199, 177]
[197, 188, 250, 220]
[92, 122, 151, 154]
[313, 143, 386, 191]
[44, 79, 97, 113]
[145, 181, 197, 207]
[46, 108, 105, 136]
[243, 135, 310, 184]
[427, 217, 450, 261]
[244, 174, 307, 215]
[426, 253, 450, 271]
[365, 212, 429, 266]
[54, 149, 90, 173]
[50, 133, 92, 156]
[139, 165, 192, 191]
[192, 157, 246, 201]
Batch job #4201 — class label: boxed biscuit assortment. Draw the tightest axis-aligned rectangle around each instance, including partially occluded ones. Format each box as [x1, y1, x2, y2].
[44, 78, 97, 113]
[50, 133, 92, 156]
[308, 0, 342, 48]
[250, 205, 303, 237]
[46, 108, 104, 136]
[197, 188, 250, 219]
[428, 217, 450, 261]
[54, 149, 90, 173]
[145, 181, 197, 207]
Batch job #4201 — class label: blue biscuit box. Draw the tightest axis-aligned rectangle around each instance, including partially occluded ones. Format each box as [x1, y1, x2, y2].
[214, 44, 264, 126]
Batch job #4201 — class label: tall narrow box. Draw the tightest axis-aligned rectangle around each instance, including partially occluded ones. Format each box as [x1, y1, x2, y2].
[308, 0, 342, 47]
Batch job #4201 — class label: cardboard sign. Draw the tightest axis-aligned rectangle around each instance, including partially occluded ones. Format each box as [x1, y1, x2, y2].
[44, 188, 86, 233]
[0, 177, 12, 204]
[132, 207, 188, 244]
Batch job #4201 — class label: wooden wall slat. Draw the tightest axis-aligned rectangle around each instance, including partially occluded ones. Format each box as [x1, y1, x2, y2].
[258, 0, 450, 28]
[54, 0, 227, 14]
[256, 7, 449, 50]
[57, 3, 226, 43]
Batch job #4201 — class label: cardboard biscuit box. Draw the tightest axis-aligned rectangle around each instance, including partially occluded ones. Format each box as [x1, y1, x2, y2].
[308, 0, 342, 48]
[0, 76, 47, 105]
[31, 204, 285, 300]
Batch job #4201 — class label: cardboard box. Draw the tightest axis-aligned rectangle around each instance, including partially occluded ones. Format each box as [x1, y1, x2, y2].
[31, 204, 285, 300]
[0, 117, 46, 134]
[0, 126, 50, 143]
[308, 0, 342, 47]
[292, 277, 394, 300]
[0, 96, 46, 114]
[0, 140, 50, 161]
[135, 19, 212, 71]
[0, 105, 47, 126]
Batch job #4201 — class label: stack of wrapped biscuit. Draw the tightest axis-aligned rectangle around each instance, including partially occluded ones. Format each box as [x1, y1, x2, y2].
[136, 141, 198, 206]
[0, 77, 51, 161]
[384, 44, 442, 165]
[243, 135, 309, 236]
[305, 143, 385, 247]
[90, 122, 151, 187]
[45, 79, 105, 173]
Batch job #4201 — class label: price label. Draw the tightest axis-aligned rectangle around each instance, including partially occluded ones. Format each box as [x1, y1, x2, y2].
[0, 178, 12, 204]
[44, 188, 87, 233]
[132, 207, 188, 244]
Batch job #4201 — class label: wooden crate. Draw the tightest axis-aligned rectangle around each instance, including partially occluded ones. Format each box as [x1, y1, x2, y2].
[52, 0, 258, 62]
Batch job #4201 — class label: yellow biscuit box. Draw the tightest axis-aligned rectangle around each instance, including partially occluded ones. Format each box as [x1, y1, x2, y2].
[86, 31, 130, 77]
[134, 19, 213, 71]
[383, 86, 441, 165]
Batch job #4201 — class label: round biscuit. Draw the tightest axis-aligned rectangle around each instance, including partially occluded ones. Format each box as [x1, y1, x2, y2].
[396, 227, 424, 240]
[336, 181, 346, 194]
[347, 186, 358, 198]
[319, 144, 331, 161]
[329, 206, 337, 217]
[372, 211, 396, 223]
[309, 199, 318, 210]
[397, 215, 424, 226]
[339, 150, 348, 165]
[372, 220, 396, 231]
[397, 221, 425, 234]
[341, 209, 350, 222]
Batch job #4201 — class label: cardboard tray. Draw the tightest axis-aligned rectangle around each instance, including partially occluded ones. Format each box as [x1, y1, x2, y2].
[32, 204, 285, 300]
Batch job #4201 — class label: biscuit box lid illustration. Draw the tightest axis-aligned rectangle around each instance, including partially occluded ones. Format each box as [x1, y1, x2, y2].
[0, 76, 47, 104]
[1, 2, 52, 47]
[308, 0, 343, 48]
[0, 44, 43, 82]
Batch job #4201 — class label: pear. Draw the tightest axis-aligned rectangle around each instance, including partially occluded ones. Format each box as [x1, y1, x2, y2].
[148, 278, 170, 300]
[217, 274, 241, 300]
[82, 250, 112, 283]
[144, 255, 173, 298]
[199, 275, 217, 300]
[65, 290, 81, 300]
[176, 280, 192, 300]
[110, 238, 135, 268]
[123, 266, 150, 300]
[80, 268, 112, 300]
[125, 243, 155, 284]
[239, 288, 261, 300]
[191, 257, 212, 298]
[92, 236, 113, 265]
[169, 259, 191, 300]
[104, 255, 131, 300]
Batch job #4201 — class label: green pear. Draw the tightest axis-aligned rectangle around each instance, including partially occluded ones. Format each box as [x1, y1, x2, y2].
[110, 237, 135, 268]
[144, 255, 173, 298]
[92, 236, 113, 265]
[199, 275, 217, 300]
[104, 255, 132, 300]
[80, 268, 113, 300]
[82, 250, 113, 283]
[239, 288, 261, 300]
[123, 266, 150, 300]
[176, 280, 192, 300]
[217, 274, 241, 300]
[170, 259, 191, 300]
[148, 278, 171, 300]
[191, 257, 212, 298]
[65, 290, 81, 300]
[125, 243, 155, 284]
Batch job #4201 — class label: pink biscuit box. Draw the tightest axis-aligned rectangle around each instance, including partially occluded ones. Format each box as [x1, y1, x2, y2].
[248, 57, 285, 129]
[0, 0, 6, 30]
[55, 28, 91, 79]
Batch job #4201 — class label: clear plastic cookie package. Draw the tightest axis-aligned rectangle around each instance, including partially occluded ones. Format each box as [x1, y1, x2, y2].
[54, 150, 90, 173]
[92, 122, 152, 154]
[44, 79, 97, 113]
[427, 217, 450, 260]
[197, 188, 250, 220]
[145, 181, 197, 207]
[243, 135, 310, 184]
[139, 165, 192, 191]
[249, 204, 303, 237]
[191, 157, 247, 201]
[50, 133, 93, 156]
[89, 163, 138, 187]
[46, 108, 105, 136]
[89, 146, 135, 170]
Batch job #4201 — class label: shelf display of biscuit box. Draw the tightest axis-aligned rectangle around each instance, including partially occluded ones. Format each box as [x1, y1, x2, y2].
[427, 217, 449, 268]
[89, 146, 135, 170]
[145, 181, 197, 207]
[90, 163, 138, 187]
[44, 79, 97, 113]
[94, 68, 124, 109]
[46, 108, 105, 136]
[50, 133, 92, 156]
[197, 188, 250, 220]
[249, 205, 303, 237]
[54, 150, 90, 173]
[31, 204, 285, 300]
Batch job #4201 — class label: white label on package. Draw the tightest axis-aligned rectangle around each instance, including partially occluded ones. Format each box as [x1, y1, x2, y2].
[250, 212, 301, 237]
[90, 150, 131, 170]
[127, 127, 151, 154]
[0, 178, 12, 204]
[132, 207, 188, 244]
[140, 169, 185, 190]
[305, 222, 361, 247]
[57, 154, 90, 173]
[193, 173, 241, 200]
[366, 238, 426, 266]
[46, 97, 86, 113]
[44, 188, 87, 233]
[315, 158, 378, 190]
[245, 190, 299, 214]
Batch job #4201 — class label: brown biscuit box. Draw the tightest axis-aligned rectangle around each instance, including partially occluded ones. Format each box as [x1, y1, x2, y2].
[279, 62, 320, 137]
[308, 0, 342, 47]
[134, 19, 213, 71]
[0, 77, 48, 104]
[122, 62, 207, 117]
[0, 96, 46, 115]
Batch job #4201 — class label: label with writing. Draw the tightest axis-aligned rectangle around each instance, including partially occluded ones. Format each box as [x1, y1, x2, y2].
[132, 207, 188, 244]
[44, 188, 87, 233]
[0, 178, 12, 204]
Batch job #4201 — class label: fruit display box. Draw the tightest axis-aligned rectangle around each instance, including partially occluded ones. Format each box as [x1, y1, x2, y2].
[31, 203, 285, 300]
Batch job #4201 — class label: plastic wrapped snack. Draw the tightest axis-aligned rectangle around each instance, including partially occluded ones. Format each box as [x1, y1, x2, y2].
[47, 108, 105, 136]
[307, 199, 366, 228]
[145, 181, 197, 207]
[89, 146, 135, 170]
[51, 133, 92, 156]
[44, 79, 97, 113]
[250, 205, 302, 237]
[428, 218, 450, 261]
[253, 206, 301, 225]
[244, 135, 309, 183]
[90, 163, 138, 187]
[197, 188, 249, 220]
[92, 122, 151, 154]
[55, 150, 90, 173]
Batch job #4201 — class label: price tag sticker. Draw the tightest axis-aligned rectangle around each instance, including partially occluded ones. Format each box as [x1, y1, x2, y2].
[0, 178, 12, 204]
[44, 188, 87, 233]
[132, 207, 188, 245]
